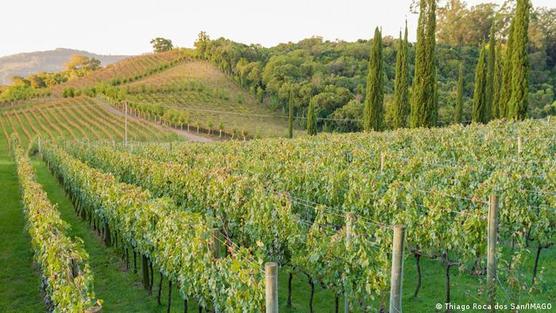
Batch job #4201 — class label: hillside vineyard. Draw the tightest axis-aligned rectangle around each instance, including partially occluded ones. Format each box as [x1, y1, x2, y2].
[0, 0, 554, 310]
[36, 118, 555, 311]
[0, 97, 175, 147]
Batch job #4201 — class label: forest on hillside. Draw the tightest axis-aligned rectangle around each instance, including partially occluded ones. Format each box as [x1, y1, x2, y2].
[195, 0, 556, 131]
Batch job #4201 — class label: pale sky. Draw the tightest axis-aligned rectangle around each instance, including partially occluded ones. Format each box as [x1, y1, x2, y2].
[1, 0, 553, 57]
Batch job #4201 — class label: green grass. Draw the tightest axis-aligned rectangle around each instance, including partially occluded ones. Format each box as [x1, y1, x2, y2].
[278, 244, 555, 313]
[0, 137, 44, 313]
[32, 157, 203, 312]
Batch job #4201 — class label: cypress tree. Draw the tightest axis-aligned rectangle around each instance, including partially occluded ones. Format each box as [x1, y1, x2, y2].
[472, 45, 488, 123]
[499, 21, 515, 118]
[508, 0, 530, 120]
[432, 69, 439, 125]
[454, 62, 464, 124]
[485, 25, 496, 121]
[492, 44, 504, 119]
[288, 91, 294, 138]
[306, 99, 317, 136]
[392, 23, 410, 129]
[363, 27, 384, 131]
[410, 0, 437, 128]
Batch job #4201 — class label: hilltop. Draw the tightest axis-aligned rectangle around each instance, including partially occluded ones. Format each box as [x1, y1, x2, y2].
[0, 48, 128, 85]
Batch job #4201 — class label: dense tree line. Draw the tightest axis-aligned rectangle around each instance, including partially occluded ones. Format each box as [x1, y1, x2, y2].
[196, 0, 555, 132]
[0, 55, 101, 102]
[471, 0, 532, 123]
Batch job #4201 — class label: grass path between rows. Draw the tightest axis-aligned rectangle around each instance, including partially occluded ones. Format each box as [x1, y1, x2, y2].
[32, 158, 202, 312]
[0, 138, 44, 313]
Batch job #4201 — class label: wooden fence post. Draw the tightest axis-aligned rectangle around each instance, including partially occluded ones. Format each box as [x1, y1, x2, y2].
[487, 194, 498, 312]
[85, 305, 102, 313]
[389, 225, 405, 313]
[265, 262, 278, 313]
[124, 101, 128, 147]
[212, 228, 221, 259]
[344, 213, 353, 313]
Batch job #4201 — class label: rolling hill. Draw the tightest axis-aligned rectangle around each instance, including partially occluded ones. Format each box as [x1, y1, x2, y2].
[0, 48, 292, 148]
[119, 59, 292, 138]
[51, 49, 187, 95]
[0, 48, 128, 85]
[44, 49, 293, 139]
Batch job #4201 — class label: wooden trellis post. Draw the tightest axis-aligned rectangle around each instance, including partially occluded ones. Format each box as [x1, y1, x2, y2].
[389, 225, 405, 313]
[124, 101, 128, 146]
[265, 262, 278, 313]
[487, 194, 499, 312]
[344, 213, 354, 313]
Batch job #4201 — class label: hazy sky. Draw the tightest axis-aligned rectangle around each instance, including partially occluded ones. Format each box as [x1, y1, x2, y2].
[1, 0, 554, 57]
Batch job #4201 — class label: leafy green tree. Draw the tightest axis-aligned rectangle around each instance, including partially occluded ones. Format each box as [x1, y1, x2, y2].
[410, 0, 437, 128]
[29, 74, 47, 89]
[310, 89, 351, 117]
[194, 32, 210, 58]
[0, 84, 34, 101]
[508, 0, 531, 120]
[485, 25, 496, 120]
[363, 27, 384, 131]
[150, 37, 174, 53]
[472, 45, 488, 123]
[65, 55, 100, 72]
[11, 76, 30, 87]
[437, 0, 497, 46]
[392, 24, 410, 129]
[330, 99, 363, 132]
[307, 99, 318, 135]
[437, 0, 468, 46]
[454, 62, 465, 123]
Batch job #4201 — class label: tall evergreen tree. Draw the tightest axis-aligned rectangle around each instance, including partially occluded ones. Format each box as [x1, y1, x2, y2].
[410, 0, 437, 128]
[454, 62, 464, 124]
[485, 25, 496, 121]
[432, 69, 439, 125]
[363, 27, 384, 131]
[288, 90, 294, 138]
[472, 45, 488, 123]
[392, 23, 410, 129]
[306, 99, 318, 135]
[508, 0, 531, 120]
[499, 21, 515, 118]
[492, 44, 504, 119]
